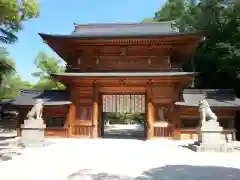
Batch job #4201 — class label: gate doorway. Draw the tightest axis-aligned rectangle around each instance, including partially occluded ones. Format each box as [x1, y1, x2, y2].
[100, 94, 146, 139]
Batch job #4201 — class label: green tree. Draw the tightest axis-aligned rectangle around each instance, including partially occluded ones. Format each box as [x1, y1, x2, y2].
[150, 0, 240, 92]
[0, 74, 33, 100]
[141, 18, 155, 23]
[0, 47, 15, 88]
[32, 52, 65, 90]
[0, 47, 32, 99]
[0, 0, 39, 44]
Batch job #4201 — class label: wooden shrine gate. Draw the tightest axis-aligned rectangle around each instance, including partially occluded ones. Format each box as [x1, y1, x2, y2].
[99, 94, 146, 138]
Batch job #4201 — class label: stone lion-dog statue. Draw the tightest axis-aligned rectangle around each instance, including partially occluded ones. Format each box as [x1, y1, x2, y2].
[198, 99, 217, 126]
[26, 99, 44, 120]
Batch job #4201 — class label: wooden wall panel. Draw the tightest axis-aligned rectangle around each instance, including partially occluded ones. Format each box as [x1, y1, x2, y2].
[45, 128, 68, 137]
[70, 86, 93, 105]
[68, 45, 174, 72]
[71, 125, 92, 137]
[150, 57, 170, 69]
[179, 107, 236, 119]
[153, 125, 173, 137]
[180, 129, 236, 141]
[67, 85, 94, 137]
[70, 56, 172, 72]
[100, 87, 146, 94]
[151, 86, 175, 103]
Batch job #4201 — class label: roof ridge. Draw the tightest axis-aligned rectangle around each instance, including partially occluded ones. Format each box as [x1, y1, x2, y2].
[73, 21, 175, 33]
[73, 21, 173, 28]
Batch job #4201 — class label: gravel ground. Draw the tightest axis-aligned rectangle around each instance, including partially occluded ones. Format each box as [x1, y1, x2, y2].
[0, 138, 239, 180]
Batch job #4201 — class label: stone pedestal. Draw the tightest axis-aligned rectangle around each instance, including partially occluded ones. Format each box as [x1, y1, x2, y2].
[20, 118, 46, 147]
[188, 120, 234, 152]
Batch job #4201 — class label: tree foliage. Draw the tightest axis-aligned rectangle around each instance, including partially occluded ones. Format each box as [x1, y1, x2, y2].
[0, 47, 15, 87]
[0, 47, 32, 99]
[0, 0, 39, 44]
[0, 0, 39, 99]
[150, 0, 240, 93]
[32, 52, 66, 90]
[0, 74, 33, 100]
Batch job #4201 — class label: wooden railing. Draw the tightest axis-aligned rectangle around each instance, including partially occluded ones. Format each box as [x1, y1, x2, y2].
[153, 123, 173, 137]
[45, 128, 68, 137]
[180, 128, 236, 140]
[71, 125, 92, 137]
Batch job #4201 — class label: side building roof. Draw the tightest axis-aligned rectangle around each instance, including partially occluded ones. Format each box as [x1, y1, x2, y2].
[7, 89, 71, 106]
[175, 89, 240, 108]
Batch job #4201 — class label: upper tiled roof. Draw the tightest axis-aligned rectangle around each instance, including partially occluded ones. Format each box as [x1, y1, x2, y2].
[72, 21, 179, 37]
[175, 89, 240, 107]
[7, 89, 71, 106]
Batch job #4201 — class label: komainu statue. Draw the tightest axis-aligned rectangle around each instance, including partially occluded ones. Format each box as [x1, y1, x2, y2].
[26, 99, 44, 120]
[198, 99, 217, 126]
[157, 105, 167, 121]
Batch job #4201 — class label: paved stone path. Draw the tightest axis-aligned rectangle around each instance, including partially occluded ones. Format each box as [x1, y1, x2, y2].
[0, 138, 239, 180]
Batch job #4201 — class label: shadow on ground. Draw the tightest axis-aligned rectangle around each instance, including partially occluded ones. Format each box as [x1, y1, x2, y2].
[67, 165, 240, 180]
[0, 137, 54, 162]
[0, 137, 23, 162]
[180, 144, 240, 152]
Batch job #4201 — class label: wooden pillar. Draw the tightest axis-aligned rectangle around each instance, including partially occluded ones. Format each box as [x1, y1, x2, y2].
[172, 107, 181, 140]
[67, 103, 76, 137]
[92, 82, 99, 138]
[147, 88, 155, 139]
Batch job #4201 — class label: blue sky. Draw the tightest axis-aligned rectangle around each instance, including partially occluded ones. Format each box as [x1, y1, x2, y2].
[6, 0, 165, 83]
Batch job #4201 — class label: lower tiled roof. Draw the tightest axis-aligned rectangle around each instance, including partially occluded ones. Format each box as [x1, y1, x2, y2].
[175, 89, 240, 107]
[8, 89, 71, 106]
[5, 88, 240, 108]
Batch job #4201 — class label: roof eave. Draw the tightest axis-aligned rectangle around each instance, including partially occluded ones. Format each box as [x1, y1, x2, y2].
[39, 31, 203, 41]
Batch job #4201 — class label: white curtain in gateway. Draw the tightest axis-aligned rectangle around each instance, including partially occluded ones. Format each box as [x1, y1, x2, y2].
[102, 94, 145, 113]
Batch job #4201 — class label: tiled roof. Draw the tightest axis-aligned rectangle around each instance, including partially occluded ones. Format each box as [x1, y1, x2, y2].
[8, 89, 71, 106]
[175, 89, 240, 107]
[6, 88, 239, 108]
[39, 22, 202, 39]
